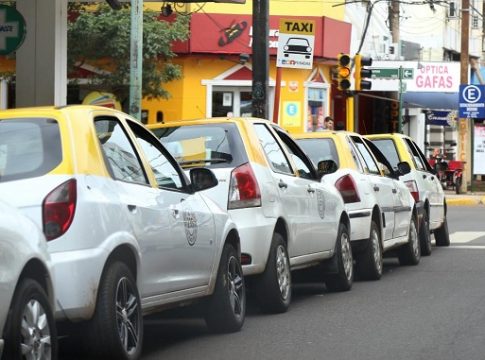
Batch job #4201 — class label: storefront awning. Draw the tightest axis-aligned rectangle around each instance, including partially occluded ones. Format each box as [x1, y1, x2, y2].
[402, 91, 458, 110]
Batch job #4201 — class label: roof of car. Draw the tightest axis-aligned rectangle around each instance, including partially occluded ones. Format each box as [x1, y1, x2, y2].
[292, 130, 363, 139]
[147, 117, 271, 129]
[366, 133, 410, 140]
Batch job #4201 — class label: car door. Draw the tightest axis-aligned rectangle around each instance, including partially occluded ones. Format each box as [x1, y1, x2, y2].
[274, 128, 338, 253]
[364, 138, 412, 239]
[403, 138, 445, 226]
[349, 135, 397, 241]
[252, 123, 315, 258]
[95, 117, 215, 298]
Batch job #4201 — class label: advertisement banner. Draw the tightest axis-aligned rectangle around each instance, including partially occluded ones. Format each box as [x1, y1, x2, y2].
[473, 124, 485, 175]
[425, 110, 457, 127]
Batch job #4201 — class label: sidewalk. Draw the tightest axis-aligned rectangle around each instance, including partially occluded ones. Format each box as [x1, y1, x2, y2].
[445, 190, 485, 206]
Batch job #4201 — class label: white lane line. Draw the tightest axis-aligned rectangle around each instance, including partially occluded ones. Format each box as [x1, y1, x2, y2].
[449, 231, 485, 244]
[446, 245, 485, 250]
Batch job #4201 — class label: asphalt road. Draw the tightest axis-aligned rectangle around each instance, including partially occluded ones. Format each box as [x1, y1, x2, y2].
[60, 206, 485, 360]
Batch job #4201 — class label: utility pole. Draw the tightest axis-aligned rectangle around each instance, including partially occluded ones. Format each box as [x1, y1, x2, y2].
[129, 0, 143, 120]
[251, 0, 269, 119]
[389, 0, 400, 132]
[459, 0, 470, 192]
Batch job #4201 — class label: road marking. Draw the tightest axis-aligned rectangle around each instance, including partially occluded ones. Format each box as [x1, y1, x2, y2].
[449, 231, 485, 244]
[446, 245, 485, 250]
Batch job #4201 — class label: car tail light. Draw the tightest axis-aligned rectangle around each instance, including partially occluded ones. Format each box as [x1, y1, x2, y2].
[335, 174, 360, 203]
[404, 180, 419, 202]
[43, 179, 77, 241]
[228, 163, 261, 209]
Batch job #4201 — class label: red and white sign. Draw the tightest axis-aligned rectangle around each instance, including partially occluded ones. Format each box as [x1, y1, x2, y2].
[370, 61, 460, 92]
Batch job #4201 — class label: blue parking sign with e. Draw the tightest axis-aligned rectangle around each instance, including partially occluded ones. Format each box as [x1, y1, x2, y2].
[459, 84, 485, 118]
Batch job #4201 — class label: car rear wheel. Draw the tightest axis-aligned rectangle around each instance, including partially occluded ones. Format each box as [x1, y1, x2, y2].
[419, 210, 432, 256]
[88, 261, 142, 360]
[356, 220, 382, 281]
[3, 278, 57, 360]
[398, 217, 421, 265]
[205, 243, 246, 333]
[256, 232, 291, 314]
[435, 218, 450, 246]
[325, 223, 353, 292]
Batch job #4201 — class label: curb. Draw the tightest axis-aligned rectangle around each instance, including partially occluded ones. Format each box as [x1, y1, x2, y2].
[447, 197, 483, 206]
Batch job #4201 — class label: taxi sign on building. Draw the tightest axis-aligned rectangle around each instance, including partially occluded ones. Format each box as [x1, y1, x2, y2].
[276, 19, 315, 70]
[0, 5, 26, 56]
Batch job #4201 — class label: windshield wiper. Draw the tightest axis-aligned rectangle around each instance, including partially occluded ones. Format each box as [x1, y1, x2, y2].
[178, 158, 230, 167]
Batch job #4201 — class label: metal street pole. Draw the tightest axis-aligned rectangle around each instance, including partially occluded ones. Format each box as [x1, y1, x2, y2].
[398, 65, 403, 133]
[459, 0, 470, 192]
[129, 0, 143, 120]
[252, 0, 269, 119]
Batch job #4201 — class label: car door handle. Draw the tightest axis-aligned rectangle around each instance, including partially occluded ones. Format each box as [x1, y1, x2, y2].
[373, 185, 380, 192]
[307, 187, 315, 194]
[278, 180, 288, 189]
[127, 204, 137, 212]
[392, 188, 397, 194]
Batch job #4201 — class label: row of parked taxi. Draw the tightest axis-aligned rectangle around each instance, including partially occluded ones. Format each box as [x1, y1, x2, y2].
[0, 105, 449, 360]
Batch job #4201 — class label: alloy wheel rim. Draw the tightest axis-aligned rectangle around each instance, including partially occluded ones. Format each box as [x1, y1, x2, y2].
[20, 299, 52, 360]
[227, 255, 244, 317]
[115, 277, 140, 356]
[410, 221, 419, 257]
[371, 229, 382, 274]
[276, 245, 290, 300]
[341, 232, 353, 281]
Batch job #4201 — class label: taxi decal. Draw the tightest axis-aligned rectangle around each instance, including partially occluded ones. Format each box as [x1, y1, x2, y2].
[183, 207, 198, 246]
[316, 189, 325, 219]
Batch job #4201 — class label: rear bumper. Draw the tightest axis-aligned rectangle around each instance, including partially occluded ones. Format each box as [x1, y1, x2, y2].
[348, 209, 372, 242]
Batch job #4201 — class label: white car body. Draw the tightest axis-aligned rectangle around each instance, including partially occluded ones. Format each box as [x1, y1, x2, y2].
[0, 200, 55, 359]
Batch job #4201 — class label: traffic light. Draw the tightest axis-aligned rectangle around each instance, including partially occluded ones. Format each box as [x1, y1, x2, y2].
[354, 54, 373, 91]
[337, 53, 351, 91]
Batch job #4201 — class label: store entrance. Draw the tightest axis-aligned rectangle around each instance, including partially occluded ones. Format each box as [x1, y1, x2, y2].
[212, 87, 252, 117]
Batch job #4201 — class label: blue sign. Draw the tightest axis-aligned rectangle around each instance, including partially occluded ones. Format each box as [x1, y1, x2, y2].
[286, 103, 298, 116]
[425, 110, 457, 127]
[459, 84, 485, 118]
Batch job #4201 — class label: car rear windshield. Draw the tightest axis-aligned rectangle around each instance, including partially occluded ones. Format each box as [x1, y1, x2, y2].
[370, 139, 401, 170]
[0, 118, 62, 182]
[151, 123, 248, 169]
[295, 138, 340, 167]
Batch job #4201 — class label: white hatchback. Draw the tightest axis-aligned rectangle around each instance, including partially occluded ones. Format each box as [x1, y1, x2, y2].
[0, 106, 245, 360]
[0, 200, 56, 360]
[295, 131, 420, 280]
[150, 117, 353, 314]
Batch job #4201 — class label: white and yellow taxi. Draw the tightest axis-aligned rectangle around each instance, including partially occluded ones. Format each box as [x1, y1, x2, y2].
[0, 106, 245, 360]
[149, 118, 353, 314]
[294, 131, 420, 280]
[367, 133, 449, 253]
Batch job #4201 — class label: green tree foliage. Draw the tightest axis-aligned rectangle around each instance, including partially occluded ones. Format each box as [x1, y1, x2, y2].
[68, 3, 189, 104]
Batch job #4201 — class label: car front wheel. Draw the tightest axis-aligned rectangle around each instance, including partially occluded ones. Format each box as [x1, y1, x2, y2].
[398, 217, 421, 265]
[256, 232, 291, 313]
[435, 217, 450, 246]
[3, 278, 57, 360]
[419, 210, 432, 256]
[325, 222, 354, 292]
[205, 243, 246, 333]
[88, 261, 142, 360]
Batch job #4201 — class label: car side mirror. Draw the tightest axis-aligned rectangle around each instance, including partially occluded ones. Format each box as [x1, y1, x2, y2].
[189, 168, 218, 192]
[317, 159, 338, 178]
[397, 161, 411, 176]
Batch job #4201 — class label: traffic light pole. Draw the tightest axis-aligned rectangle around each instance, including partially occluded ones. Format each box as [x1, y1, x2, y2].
[346, 95, 354, 132]
[398, 66, 403, 133]
[251, 0, 269, 119]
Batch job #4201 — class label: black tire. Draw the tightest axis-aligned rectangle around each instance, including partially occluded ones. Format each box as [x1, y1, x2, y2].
[255, 232, 291, 314]
[205, 243, 246, 333]
[3, 278, 57, 360]
[419, 210, 432, 256]
[398, 217, 421, 265]
[88, 262, 142, 360]
[356, 220, 382, 281]
[435, 217, 450, 246]
[325, 222, 354, 291]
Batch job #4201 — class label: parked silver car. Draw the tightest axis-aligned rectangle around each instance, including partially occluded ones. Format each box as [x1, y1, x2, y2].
[0, 200, 56, 360]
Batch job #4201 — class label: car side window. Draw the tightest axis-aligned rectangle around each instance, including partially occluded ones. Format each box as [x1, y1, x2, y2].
[404, 138, 426, 171]
[94, 117, 148, 185]
[350, 136, 381, 175]
[127, 120, 185, 191]
[253, 124, 293, 175]
[345, 137, 365, 173]
[274, 128, 316, 180]
[409, 139, 434, 172]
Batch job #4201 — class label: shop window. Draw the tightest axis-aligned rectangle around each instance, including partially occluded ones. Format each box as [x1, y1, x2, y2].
[306, 86, 328, 132]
